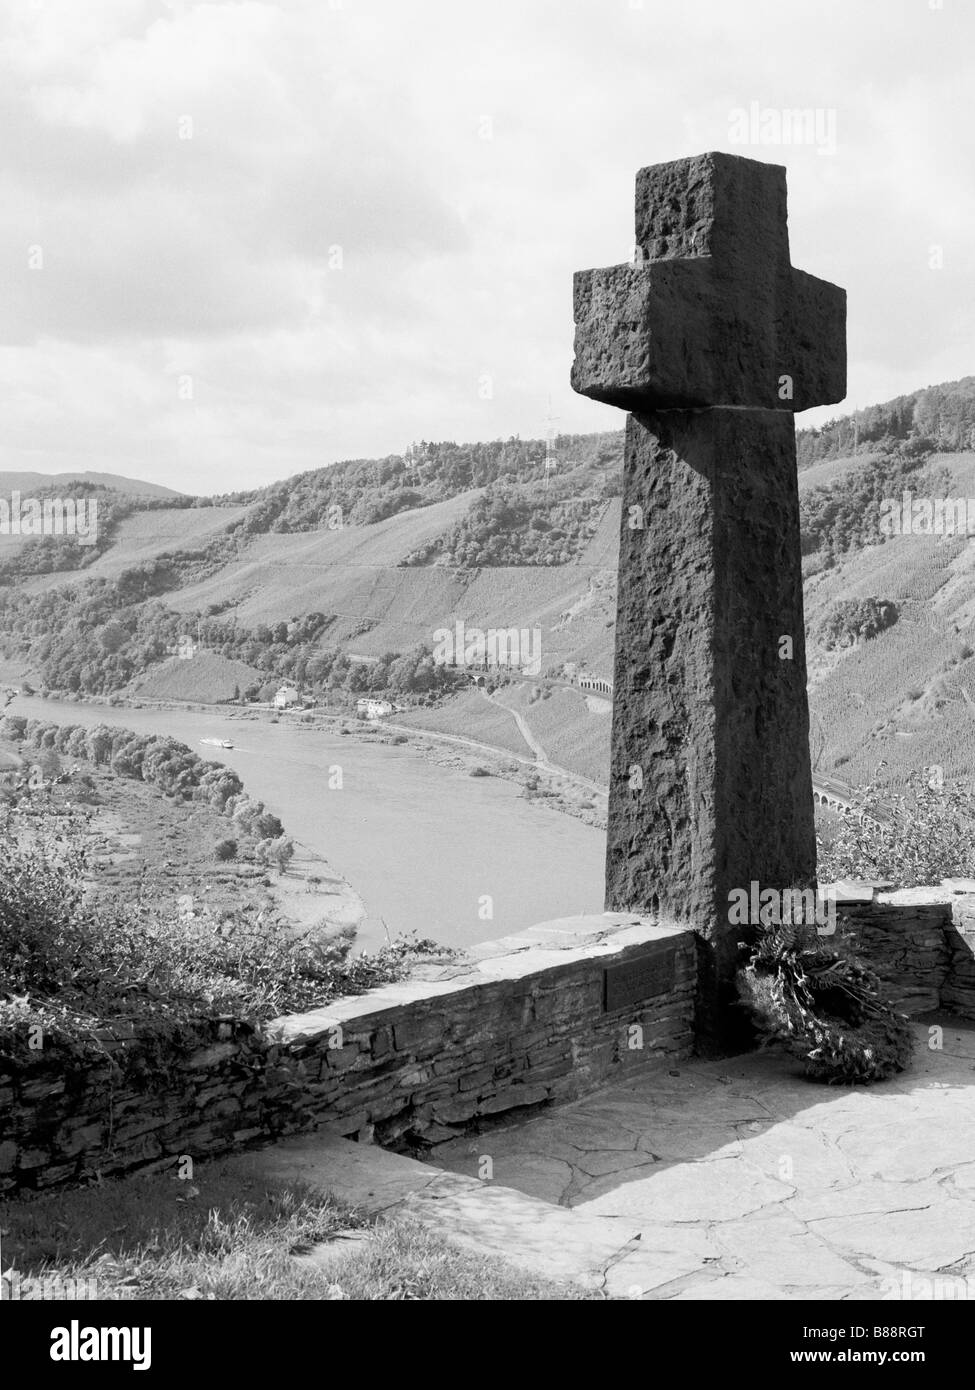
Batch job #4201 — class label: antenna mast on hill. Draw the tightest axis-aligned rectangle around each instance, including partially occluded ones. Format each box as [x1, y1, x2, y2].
[406, 440, 422, 484]
[543, 397, 559, 489]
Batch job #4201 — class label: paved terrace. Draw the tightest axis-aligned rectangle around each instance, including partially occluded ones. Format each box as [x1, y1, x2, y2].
[230, 1019, 975, 1300]
[429, 1019, 975, 1298]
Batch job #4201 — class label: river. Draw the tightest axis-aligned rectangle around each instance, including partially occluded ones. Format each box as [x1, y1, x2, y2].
[9, 696, 605, 953]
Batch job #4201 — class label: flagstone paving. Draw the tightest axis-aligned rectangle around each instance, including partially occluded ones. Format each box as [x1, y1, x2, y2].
[227, 1020, 975, 1299]
[429, 1020, 975, 1299]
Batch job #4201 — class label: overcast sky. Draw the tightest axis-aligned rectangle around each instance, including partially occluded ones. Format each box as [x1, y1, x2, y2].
[1, 0, 972, 493]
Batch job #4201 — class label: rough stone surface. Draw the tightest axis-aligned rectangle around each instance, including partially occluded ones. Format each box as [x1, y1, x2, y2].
[606, 408, 816, 1045]
[571, 152, 846, 412]
[839, 896, 955, 1015]
[572, 152, 846, 1050]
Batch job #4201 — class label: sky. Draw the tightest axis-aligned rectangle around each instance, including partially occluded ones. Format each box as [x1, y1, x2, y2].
[0, 0, 972, 494]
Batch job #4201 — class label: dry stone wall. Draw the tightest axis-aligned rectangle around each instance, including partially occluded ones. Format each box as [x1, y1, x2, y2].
[1, 916, 695, 1195]
[837, 888, 975, 1017]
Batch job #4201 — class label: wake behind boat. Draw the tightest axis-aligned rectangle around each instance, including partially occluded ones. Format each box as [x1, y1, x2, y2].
[200, 737, 234, 750]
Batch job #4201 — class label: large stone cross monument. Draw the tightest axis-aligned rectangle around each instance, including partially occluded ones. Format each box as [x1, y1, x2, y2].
[572, 151, 846, 1051]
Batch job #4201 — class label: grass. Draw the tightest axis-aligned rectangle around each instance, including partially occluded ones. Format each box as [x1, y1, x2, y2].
[390, 689, 533, 757]
[1, 1167, 599, 1301]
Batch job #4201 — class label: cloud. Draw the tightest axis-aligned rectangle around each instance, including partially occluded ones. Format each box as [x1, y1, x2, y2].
[0, 0, 972, 488]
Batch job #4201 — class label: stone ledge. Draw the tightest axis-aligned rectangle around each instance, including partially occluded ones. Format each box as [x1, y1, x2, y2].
[271, 914, 687, 1046]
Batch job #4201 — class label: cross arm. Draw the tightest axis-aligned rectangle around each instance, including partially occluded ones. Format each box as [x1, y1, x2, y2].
[572, 257, 846, 413]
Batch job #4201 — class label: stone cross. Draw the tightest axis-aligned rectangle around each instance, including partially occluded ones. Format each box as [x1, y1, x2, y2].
[572, 152, 846, 1052]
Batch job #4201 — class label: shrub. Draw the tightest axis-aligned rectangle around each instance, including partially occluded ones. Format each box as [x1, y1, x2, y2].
[213, 837, 238, 862]
[0, 804, 454, 1069]
[0, 814, 89, 995]
[255, 809, 284, 840]
[816, 597, 898, 650]
[35, 747, 63, 781]
[817, 772, 975, 886]
[269, 836, 294, 873]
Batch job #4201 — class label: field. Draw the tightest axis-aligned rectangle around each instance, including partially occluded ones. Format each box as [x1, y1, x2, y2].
[163, 494, 621, 675]
[492, 682, 612, 784]
[131, 651, 266, 703]
[16, 505, 249, 594]
[804, 454, 975, 791]
[391, 688, 533, 757]
[796, 453, 872, 492]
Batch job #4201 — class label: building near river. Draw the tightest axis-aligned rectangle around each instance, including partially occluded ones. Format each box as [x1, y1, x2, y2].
[356, 698, 393, 721]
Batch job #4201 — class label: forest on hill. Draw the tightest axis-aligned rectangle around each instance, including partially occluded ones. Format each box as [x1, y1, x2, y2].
[796, 375, 975, 469]
[216, 430, 622, 538]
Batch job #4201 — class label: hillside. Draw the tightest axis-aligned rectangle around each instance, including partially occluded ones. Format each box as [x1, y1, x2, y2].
[15, 505, 250, 595]
[1, 385, 974, 796]
[805, 451, 975, 792]
[165, 494, 622, 671]
[0, 471, 181, 498]
[796, 454, 867, 493]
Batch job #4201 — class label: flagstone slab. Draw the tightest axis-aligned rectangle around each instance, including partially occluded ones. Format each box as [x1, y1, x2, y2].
[786, 1177, 947, 1224]
[575, 1155, 791, 1222]
[635, 1123, 742, 1163]
[709, 1209, 873, 1288]
[835, 1120, 975, 1182]
[811, 1204, 975, 1271]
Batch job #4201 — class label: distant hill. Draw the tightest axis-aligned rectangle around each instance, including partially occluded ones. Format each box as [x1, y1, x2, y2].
[797, 376, 975, 469]
[804, 450, 975, 794]
[0, 471, 182, 499]
[13, 505, 250, 596]
[2, 382, 975, 797]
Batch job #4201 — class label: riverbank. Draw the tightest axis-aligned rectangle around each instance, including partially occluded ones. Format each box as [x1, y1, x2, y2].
[24, 687, 609, 831]
[0, 731, 366, 949]
[4, 692, 606, 951]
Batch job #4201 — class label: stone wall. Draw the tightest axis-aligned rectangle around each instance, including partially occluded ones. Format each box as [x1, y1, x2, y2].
[0, 916, 695, 1195]
[836, 887, 975, 1018]
[7, 895, 975, 1197]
